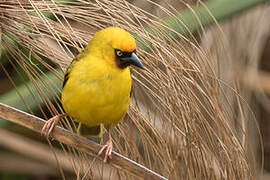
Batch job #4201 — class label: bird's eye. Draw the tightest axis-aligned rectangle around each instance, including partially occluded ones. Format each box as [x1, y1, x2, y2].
[116, 50, 123, 57]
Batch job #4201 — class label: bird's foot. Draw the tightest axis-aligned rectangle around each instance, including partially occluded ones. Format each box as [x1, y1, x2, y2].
[41, 114, 66, 138]
[98, 139, 113, 163]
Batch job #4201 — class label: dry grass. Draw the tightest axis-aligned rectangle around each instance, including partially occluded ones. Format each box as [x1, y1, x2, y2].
[0, 0, 267, 179]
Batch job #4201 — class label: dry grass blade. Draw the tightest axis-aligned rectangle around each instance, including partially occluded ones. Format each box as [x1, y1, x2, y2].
[0, 103, 168, 180]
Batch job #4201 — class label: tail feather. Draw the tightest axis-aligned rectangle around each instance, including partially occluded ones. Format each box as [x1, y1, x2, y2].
[77, 123, 104, 137]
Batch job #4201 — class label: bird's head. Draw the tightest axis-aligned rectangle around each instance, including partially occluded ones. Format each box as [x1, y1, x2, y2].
[88, 27, 144, 70]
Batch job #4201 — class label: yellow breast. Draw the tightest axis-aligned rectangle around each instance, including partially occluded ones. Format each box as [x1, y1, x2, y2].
[61, 55, 132, 127]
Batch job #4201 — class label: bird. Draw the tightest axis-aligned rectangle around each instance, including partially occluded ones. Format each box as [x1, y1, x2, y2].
[41, 27, 144, 162]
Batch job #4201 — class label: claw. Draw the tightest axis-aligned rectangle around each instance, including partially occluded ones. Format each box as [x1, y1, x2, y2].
[98, 138, 113, 163]
[41, 114, 67, 138]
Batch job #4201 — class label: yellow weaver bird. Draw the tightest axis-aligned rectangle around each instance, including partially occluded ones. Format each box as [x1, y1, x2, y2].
[42, 27, 144, 162]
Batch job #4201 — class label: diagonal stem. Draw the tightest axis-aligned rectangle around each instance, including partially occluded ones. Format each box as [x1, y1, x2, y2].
[0, 103, 167, 180]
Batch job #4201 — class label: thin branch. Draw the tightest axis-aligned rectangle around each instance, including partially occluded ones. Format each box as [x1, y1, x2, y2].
[0, 103, 167, 180]
[240, 69, 270, 93]
[0, 152, 59, 176]
[0, 128, 116, 179]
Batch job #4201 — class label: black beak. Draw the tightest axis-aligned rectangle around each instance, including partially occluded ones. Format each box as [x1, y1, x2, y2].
[121, 53, 144, 70]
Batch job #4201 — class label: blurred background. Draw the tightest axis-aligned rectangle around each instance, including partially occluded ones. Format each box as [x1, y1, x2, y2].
[0, 0, 270, 179]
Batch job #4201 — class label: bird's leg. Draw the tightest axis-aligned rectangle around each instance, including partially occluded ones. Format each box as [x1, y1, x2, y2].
[98, 130, 113, 163]
[41, 113, 67, 138]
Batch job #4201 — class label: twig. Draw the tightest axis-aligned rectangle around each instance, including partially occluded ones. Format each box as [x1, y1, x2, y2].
[0, 128, 75, 173]
[0, 103, 167, 180]
[240, 69, 270, 93]
[0, 128, 116, 179]
[0, 152, 59, 176]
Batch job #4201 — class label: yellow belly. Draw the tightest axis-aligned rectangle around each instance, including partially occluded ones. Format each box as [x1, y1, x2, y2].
[61, 58, 132, 127]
